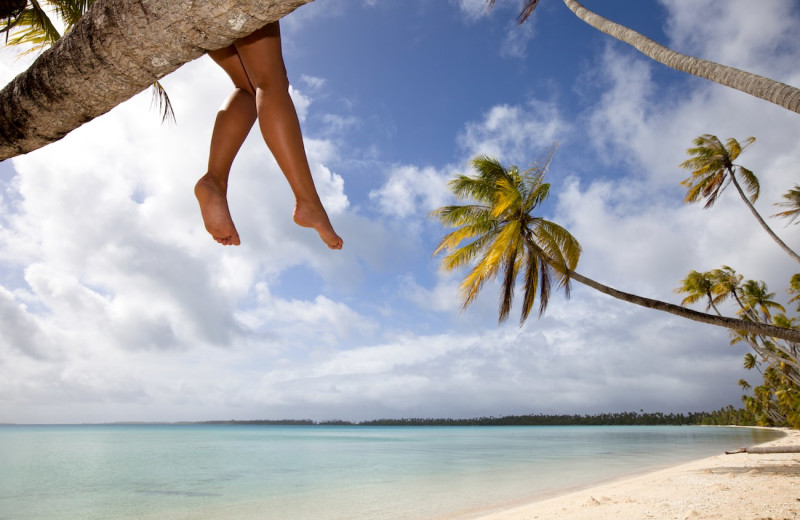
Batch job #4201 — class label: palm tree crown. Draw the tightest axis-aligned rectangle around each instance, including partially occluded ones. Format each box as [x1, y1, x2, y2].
[737, 279, 785, 322]
[680, 134, 800, 264]
[675, 270, 719, 314]
[680, 134, 758, 208]
[432, 152, 581, 324]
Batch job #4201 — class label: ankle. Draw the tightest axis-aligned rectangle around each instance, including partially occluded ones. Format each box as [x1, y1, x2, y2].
[198, 172, 228, 194]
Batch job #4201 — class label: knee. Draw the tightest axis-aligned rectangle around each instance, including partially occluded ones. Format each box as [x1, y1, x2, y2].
[250, 64, 290, 97]
[234, 84, 256, 98]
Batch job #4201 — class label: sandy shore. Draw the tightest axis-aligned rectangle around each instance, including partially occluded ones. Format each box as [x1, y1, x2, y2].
[477, 428, 800, 520]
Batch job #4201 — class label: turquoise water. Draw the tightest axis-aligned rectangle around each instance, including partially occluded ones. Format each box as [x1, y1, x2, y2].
[0, 425, 780, 520]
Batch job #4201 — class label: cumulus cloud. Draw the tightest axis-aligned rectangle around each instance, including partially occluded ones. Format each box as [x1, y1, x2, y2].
[663, 0, 800, 76]
[1, 1, 797, 424]
[369, 164, 452, 219]
[458, 99, 569, 165]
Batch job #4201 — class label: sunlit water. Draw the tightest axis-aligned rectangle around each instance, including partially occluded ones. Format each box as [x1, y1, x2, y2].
[0, 424, 780, 520]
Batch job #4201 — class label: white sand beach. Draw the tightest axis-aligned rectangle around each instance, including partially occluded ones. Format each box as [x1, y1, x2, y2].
[477, 428, 800, 520]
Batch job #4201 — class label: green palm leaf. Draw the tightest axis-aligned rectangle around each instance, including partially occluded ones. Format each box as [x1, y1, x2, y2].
[4, 0, 175, 123]
[773, 185, 800, 225]
[433, 151, 582, 324]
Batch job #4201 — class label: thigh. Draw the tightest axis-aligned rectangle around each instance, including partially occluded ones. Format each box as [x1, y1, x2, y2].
[233, 22, 287, 89]
[209, 44, 255, 95]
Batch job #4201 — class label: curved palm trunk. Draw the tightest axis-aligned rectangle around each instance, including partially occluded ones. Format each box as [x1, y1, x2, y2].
[562, 0, 800, 115]
[0, 0, 313, 160]
[728, 173, 800, 264]
[566, 269, 800, 344]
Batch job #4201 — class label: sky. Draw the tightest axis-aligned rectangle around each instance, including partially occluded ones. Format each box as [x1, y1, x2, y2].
[0, 0, 799, 424]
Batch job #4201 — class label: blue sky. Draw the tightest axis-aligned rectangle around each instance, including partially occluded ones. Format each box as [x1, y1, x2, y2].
[1, 0, 799, 423]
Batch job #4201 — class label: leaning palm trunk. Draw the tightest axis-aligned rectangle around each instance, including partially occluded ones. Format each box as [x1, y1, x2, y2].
[0, 0, 313, 160]
[728, 175, 800, 263]
[563, 269, 800, 344]
[562, 0, 800, 115]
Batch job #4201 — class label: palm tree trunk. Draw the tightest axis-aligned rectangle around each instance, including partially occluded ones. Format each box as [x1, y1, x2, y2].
[728, 173, 800, 263]
[0, 0, 313, 160]
[561, 0, 800, 115]
[705, 293, 723, 317]
[565, 269, 800, 344]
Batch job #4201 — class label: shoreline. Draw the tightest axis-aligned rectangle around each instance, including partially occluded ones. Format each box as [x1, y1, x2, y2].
[473, 427, 799, 520]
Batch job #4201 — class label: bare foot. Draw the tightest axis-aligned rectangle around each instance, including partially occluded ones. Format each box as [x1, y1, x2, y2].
[293, 200, 343, 250]
[195, 173, 241, 246]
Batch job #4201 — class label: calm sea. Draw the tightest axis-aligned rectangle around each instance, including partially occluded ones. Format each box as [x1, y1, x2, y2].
[0, 424, 780, 520]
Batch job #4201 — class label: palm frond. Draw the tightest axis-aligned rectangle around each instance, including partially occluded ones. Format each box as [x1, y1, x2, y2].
[735, 166, 760, 202]
[522, 180, 550, 214]
[699, 174, 730, 208]
[448, 174, 496, 204]
[519, 245, 540, 322]
[433, 222, 495, 259]
[7, 0, 61, 52]
[531, 219, 581, 272]
[432, 149, 581, 325]
[56, 0, 93, 28]
[439, 232, 496, 272]
[0, 0, 26, 35]
[460, 220, 521, 310]
[536, 253, 553, 316]
[498, 246, 521, 323]
[492, 175, 522, 218]
[430, 204, 492, 228]
[725, 136, 755, 161]
[517, 0, 541, 23]
[772, 185, 800, 225]
[150, 80, 177, 124]
[483, 0, 541, 24]
[680, 134, 758, 210]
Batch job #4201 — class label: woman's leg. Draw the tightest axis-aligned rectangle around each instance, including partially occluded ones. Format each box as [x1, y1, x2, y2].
[195, 45, 257, 246]
[233, 22, 343, 250]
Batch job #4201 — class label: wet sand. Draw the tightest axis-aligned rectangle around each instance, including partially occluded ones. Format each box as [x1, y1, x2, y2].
[476, 428, 800, 520]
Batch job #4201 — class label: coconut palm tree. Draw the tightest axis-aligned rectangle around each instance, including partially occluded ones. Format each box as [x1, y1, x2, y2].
[2, 0, 175, 122]
[674, 270, 721, 315]
[486, 0, 800, 115]
[432, 153, 800, 343]
[0, 0, 314, 160]
[432, 152, 581, 323]
[738, 280, 785, 322]
[707, 265, 745, 311]
[773, 185, 800, 226]
[680, 134, 800, 264]
[789, 274, 800, 312]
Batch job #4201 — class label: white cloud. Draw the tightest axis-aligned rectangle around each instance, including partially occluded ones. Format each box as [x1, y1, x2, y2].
[300, 74, 327, 91]
[500, 16, 536, 59]
[453, 0, 490, 22]
[369, 164, 452, 218]
[570, 39, 800, 301]
[1, 1, 797, 424]
[458, 99, 569, 166]
[399, 272, 462, 314]
[663, 0, 800, 76]
[289, 85, 312, 122]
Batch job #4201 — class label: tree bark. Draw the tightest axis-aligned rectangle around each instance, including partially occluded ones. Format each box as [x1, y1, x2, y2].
[567, 269, 800, 344]
[729, 173, 800, 264]
[562, 0, 800, 115]
[0, 0, 313, 160]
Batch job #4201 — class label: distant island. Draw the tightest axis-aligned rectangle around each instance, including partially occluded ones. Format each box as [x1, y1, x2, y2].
[190, 407, 755, 427]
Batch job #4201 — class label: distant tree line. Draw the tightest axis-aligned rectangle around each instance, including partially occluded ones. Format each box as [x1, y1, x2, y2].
[196, 408, 757, 427]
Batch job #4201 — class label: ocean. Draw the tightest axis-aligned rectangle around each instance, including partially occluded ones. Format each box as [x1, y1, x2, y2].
[0, 424, 780, 520]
